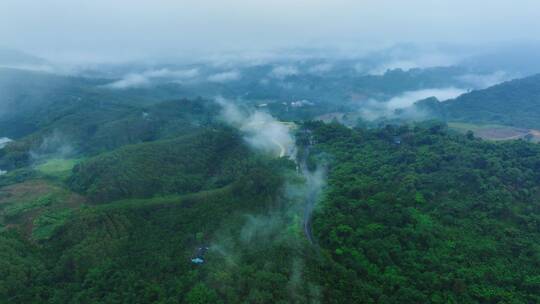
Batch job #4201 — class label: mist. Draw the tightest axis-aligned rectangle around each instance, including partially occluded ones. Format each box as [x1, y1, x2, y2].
[2, 1, 540, 64]
[358, 88, 466, 121]
[104, 68, 200, 89]
[216, 97, 294, 157]
[207, 71, 241, 83]
[29, 131, 75, 163]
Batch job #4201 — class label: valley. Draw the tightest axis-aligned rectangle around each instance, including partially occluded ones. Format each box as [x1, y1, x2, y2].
[2, 15, 540, 301]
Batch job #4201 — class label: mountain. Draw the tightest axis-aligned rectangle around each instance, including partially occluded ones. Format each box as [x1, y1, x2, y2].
[0, 48, 47, 66]
[305, 121, 540, 303]
[443, 74, 540, 129]
[3, 59, 540, 303]
[3, 119, 540, 303]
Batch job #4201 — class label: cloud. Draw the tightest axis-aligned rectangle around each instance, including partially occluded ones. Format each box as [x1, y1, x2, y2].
[207, 70, 241, 83]
[457, 71, 512, 89]
[369, 53, 459, 75]
[29, 131, 75, 161]
[307, 63, 333, 74]
[270, 65, 299, 79]
[144, 68, 200, 79]
[369, 60, 420, 75]
[3, 1, 540, 63]
[0, 63, 57, 73]
[216, 97, 294, 157]
[358, 87, 466, 121]
[104, 68, 200, 89]
[0, 137, 12, 149]
[386, 88, 465, 109]
[105, 73, 150, 89]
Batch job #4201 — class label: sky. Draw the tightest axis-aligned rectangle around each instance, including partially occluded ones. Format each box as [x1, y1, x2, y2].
[1, 0, 540, 63]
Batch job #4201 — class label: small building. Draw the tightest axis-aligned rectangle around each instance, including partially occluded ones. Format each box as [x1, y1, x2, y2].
[191, 246, 209, 265]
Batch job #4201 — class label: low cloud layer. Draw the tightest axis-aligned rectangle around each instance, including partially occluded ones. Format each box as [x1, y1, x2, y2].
[105, 68, 200, 89]
[207, 70, 241, 83]
[359, 87, 466, 121]
[387, 88, 465, 109]
[0, 137, 12, 150]
[307, 63, 333, 74]
[368, 53, 460, 75]
[270, 65, 299, 79]
[4, 1, 540, 63]
[457, 71, 513, 89]
[29, 131, 75, 162]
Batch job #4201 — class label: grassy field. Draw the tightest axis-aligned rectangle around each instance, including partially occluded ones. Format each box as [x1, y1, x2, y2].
[35, 158, 81, 180]
[448, 122, 539, 141]
[448, 122, 515, 132]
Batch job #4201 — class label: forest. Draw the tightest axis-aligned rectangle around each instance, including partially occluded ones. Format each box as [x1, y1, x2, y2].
[2, 114, 540, 303]
[442, 74, 540, 129]
[2, 38, 540, 303]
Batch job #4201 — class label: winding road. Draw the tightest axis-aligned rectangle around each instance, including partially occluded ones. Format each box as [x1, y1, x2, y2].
[271, 138, 287, 158]
[298, 146, 318, 245]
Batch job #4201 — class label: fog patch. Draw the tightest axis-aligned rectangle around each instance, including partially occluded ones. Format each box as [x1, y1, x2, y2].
[104, 68, 200, 89]
[105, 73, 150, 89]
[207, 70, 241, 83]
[145, 68, 199, 79]
[0, 63, 57, 73]
[216, 97, 294, 157]
[240, 214, 287, 244]
[369, 53, 459, 75]
[358, 87, 466, 121]
[457, 71, 512, 89]
[270, 65, 299, 79]
[387, 88, 465, 109]
[308, 63, 333, 74]
[353, 62, 366, 73]
[208, 108, 326, 301]
[0, 137, 13, 149]
[29, 131, 75, 162]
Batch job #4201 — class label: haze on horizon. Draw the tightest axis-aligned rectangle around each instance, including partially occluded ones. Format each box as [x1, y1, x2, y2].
[2, 0, 540, 64]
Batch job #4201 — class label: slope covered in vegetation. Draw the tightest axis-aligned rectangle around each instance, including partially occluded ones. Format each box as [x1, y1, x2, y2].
[307, 121, 540, 303]
[443, 74, 540, 129]
[69, 128, 255, 202]
[3, 120, 540, 303]
[0, 97, 219, 170]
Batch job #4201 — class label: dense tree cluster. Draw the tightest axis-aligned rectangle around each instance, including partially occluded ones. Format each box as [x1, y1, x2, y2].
[68, 128, 252, 202]
[308, 121, 540, 303]
[3, 68, 540, 302]
[444, 74, 540, 129]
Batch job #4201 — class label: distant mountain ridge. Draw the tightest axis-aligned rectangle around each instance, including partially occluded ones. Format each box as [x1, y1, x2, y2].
[430, 74, 540, 129]
[0, 48, 47, 66]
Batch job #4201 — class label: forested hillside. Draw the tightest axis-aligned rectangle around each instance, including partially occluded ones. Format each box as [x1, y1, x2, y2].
[3, 119, 540, 303]
[4, 0, 540, 302]
[69, 128, 253, 202]
[307, 121, 540, 303]
[443, 74, 540, 129]
[0, 97, 219, 170]
[0, 68, 192, 139]
[0, 125, 293, 303]
[2, 56, 540, 304]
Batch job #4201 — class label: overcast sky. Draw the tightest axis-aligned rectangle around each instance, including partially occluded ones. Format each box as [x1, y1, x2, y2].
[1, 0, 539, 63]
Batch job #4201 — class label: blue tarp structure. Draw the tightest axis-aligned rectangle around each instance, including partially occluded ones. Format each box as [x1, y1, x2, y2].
[191, 246, 209, 265]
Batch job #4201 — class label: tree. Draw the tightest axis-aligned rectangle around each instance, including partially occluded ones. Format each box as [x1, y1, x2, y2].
[185, 284, 221, 304]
